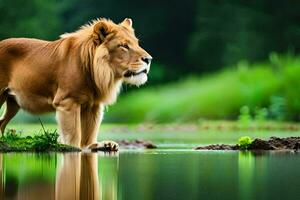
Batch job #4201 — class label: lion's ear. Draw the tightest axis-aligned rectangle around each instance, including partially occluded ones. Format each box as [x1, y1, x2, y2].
[93, 21, 111, 45]
[120, 18, 133, 27]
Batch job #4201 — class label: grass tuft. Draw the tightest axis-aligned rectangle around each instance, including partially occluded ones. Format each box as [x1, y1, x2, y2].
[0, 128, 80, 152]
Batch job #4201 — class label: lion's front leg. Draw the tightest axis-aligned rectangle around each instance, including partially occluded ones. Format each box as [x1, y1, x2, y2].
[81, 104, 119, 151]
[55, 98, 82, 147]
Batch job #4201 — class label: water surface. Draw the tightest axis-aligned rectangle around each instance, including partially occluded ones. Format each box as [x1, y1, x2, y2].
[1, 150, 300, 200]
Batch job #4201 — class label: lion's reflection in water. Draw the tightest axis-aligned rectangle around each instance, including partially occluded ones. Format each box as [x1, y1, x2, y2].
[0, 153, 118, 200]
[56, 152, 118, 200]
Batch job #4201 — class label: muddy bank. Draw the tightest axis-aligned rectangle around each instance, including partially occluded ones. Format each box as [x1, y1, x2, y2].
[0, 132, 157, 152]
[0, 139, 157, 152]
[195, 137, 300, 151]
[117, 139, 157, 149]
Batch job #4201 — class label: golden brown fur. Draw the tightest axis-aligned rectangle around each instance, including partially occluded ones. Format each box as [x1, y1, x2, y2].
[0, 18, 152, 150]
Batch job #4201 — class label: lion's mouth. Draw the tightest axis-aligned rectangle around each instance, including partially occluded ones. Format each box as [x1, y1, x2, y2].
[124, 69, 148, 78]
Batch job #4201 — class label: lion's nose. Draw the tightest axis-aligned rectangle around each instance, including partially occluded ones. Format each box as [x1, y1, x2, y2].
[141, 56, 152, 65]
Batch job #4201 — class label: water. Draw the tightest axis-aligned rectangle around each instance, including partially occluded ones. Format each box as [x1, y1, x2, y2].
[1, 150, 300, 200]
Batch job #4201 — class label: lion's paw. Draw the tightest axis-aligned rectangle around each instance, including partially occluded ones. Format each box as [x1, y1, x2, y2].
[87, 141, 119, 152]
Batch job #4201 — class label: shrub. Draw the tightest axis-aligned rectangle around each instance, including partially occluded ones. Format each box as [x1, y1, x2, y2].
[238, 136, 253, 150]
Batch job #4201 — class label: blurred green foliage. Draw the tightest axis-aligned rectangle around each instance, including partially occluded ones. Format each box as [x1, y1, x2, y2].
[238, 106, 251, 126]
[188, 1, 300, 72]
[106, 54, 300, 122]
[1, 1, 300, 122]
[0, 0, 61, 40]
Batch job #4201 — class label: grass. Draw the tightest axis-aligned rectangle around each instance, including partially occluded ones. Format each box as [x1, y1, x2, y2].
[0, 127, 80, 152]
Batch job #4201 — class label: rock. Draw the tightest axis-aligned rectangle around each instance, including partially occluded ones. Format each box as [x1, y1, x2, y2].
[195, 144, 237, 150]
[117, 139, 157, 149]
[195, 137, 300, 151]
[249, 139, 275, 150]
[268, 137, 300, 150]
[293, 142, 300, 150]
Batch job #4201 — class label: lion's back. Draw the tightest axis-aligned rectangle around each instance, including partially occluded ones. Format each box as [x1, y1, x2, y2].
[0, 38, 52, 75]
[0, 38, 49, 59]
[0, 38, 54, 90]
[0, 38, 37, 84]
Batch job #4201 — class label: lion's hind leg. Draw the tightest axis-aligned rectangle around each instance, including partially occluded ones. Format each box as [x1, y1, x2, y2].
[0, 88, 7, 108]
[0, 95, 20, 135]
[0, 89, 8, 134]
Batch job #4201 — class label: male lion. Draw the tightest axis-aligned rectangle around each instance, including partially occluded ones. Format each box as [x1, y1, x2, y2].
[0, 18, 152, 151]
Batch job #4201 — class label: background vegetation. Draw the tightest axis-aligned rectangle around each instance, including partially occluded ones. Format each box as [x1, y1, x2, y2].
[1, 0, 300, 123]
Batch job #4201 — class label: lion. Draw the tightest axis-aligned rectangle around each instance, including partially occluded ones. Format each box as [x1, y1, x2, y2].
[0, 18, 152, 151]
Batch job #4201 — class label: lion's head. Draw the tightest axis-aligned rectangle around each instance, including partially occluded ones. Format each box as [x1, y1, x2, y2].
[61, 18, 151, 103]
[91, 18, 152, 87]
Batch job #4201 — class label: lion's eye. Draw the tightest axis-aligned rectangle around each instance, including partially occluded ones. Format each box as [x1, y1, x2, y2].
[118, 44, 129, 50]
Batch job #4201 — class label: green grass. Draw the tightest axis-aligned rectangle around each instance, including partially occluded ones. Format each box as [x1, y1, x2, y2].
[0, 127, 79, 152]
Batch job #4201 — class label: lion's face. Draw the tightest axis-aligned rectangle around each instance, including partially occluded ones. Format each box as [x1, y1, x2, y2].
[94, 18, 152, 86]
